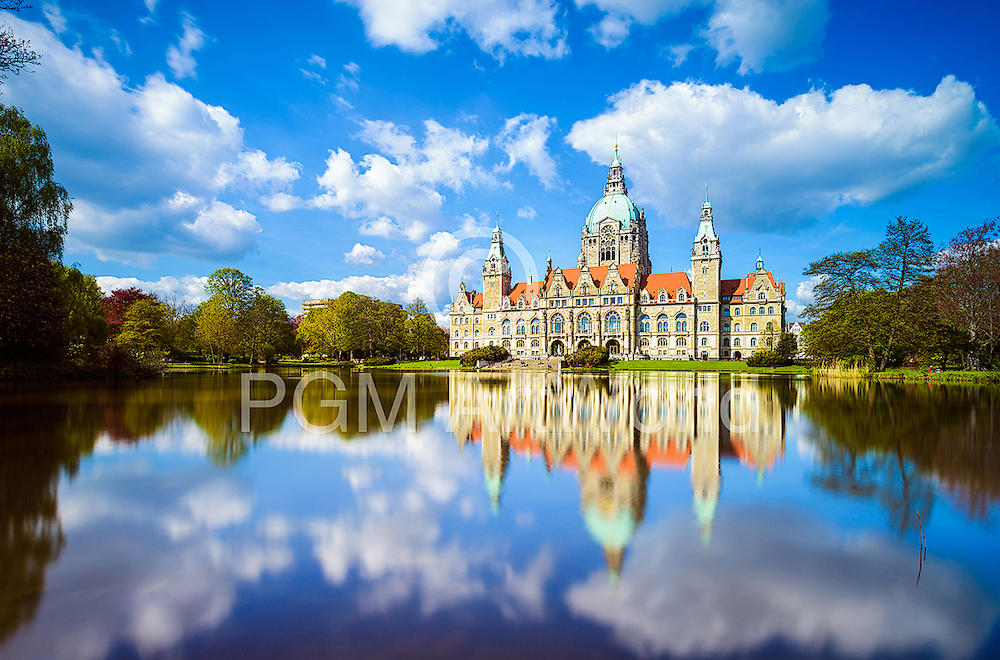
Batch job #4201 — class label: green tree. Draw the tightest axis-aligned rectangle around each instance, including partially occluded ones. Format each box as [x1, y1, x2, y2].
[404, 298, 447, 357]
[873, 217, 935, 370]
[206, 268, 254, 312]
[0, 105, 72, 364]
[55, 263, 107, 353]
[297, 305, 339, 356]
[802, 250, 878, 317]
[194, 295, 241, 362]
[116, 299, 167, 356]
[241, 289, 293, 364]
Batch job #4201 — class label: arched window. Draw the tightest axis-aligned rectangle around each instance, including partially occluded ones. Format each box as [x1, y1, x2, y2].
[578, 313, 591, 333]
[758, 292, 765, 300]
[474, 329, 479, 337]
[531, 339, 539, 348]
[551, 314, 564, 334]
[464, 342, 469, 349]
[722, 323, 730, 332]
[463, 329, 468, 337]
[657, 314, 669, 332]
[657, 337, 669, 347]
[733, 338, 740, 347]
[766, 336, 773, 347]
[641, 291, 649, 303]
[734, 323, 741, 332]
[516, 339, 524, 348]
[639, 338, 649, 347]
[502, 339, 511, 349]
[454, 329, 459, 337]
[749, 307, 756, 315]
[606, 312, 620, 333]
[750, 337, 757, 347]
[678, 290, 686, 301]
[488, 327, 495, 336]
[518, 299, 525, 309]
[734, 308, 741, 316]
[502, 320, 511, 335]
[750, 322, 758, 332]
[766, 322, 773, 332]
[658, 290, 667, 303]
[639, 315, 650, 332]
[723, 338, 730, 347]
[516, 321, 526, 335]
[759, 307, 766, 315]
[699, 321, 709, 332]
[530, 319, 540, 334]
[701, 337, 708, 346]
[702, 266, 708, 274]
[677, 337, 687, 347]
[676, 313, 688, 332]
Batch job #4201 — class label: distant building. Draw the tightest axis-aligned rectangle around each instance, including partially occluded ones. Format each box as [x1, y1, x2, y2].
[302, 299, 333, 312]
[785, 321, 807, 358]
[450, 148, 787, 360]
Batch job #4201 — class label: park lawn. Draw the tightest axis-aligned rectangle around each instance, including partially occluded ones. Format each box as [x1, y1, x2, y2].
[611, 360, 811, 375]
[382, 359, 463, 371]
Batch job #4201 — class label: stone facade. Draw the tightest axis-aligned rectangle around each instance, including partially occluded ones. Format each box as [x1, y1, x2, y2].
[449, 151, 786, 360]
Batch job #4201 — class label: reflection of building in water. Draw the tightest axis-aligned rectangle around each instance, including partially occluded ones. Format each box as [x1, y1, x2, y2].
[450, 372, 785, 576]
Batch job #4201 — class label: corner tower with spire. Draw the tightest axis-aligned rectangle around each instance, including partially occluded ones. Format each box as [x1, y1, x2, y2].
[691, 187, 722, 302]
[483, 220, 511, 311]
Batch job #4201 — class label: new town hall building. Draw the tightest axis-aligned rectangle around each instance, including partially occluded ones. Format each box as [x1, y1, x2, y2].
[449, 150, 786, 360]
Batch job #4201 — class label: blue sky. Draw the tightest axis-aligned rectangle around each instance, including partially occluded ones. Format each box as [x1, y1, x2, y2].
[6, 0, 999, 320]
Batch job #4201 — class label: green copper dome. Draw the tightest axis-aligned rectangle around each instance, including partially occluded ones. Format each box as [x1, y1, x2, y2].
[585, 193, 639, 233]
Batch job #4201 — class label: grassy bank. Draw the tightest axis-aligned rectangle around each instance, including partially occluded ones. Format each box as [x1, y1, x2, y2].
[610, 360, 811, 375]
[815, 365, 1000, 384]
[379, 359, 463, 371]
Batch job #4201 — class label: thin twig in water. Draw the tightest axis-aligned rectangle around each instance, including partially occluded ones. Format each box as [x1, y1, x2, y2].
[915, 507, 928, 586]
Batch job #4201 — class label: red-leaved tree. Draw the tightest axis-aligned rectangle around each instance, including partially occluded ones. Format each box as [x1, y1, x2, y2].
[103, 287, 156, 337]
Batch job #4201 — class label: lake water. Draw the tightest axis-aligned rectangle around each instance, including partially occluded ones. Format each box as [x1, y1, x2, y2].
[1, 370, 998, 659]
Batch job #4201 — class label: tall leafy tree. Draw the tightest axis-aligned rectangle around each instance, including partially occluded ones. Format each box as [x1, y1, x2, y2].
[241, 289, 293, 364]
[935, 219, 1000, 369]
[116, 299, 168, 357]
[872, 217, 935, 370]
[0, 105, 72, 363]
[802, 250, 878, 317]
[56, 264, 107, 352]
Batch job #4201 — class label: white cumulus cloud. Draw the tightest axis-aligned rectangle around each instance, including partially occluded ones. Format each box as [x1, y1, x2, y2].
[336, 0, 567, 61]
[567, 76, 1000, 229]
[3, 15, 296, 263]
[344, 242, 387, 265]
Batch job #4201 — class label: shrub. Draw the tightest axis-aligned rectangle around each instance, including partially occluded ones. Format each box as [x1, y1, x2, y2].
[564, 345, 610, 368]
[745, 349, 791, 368]
[363, 356, 396, 366]
[459, 345, 509, 368]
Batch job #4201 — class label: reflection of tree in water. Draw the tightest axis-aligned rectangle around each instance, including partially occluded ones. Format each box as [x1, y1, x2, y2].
[802, 379, 1000, 529]
[293, 371, 448, 439]
[0, 388, 105, 643]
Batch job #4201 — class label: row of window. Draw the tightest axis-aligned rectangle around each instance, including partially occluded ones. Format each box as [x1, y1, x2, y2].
[727, 305, 775, 316]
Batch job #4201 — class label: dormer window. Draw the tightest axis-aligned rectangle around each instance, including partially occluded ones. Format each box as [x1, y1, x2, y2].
[658, 291, 666, 303]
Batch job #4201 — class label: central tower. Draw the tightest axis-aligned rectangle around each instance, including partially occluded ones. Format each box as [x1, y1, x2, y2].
[578, 147, 651, 275]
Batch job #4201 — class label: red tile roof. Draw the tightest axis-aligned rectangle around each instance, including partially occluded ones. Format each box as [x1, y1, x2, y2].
[542, 264, 639, 291]
[508, 281, 544, 304]
[641, 272, 691, 297]
[721, 271, 785, 299]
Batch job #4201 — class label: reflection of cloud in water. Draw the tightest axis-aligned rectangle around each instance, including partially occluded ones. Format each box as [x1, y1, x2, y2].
[308, 491, 553, 620]
[565, 509, 996, 658]
[4, 463, 289, 659]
